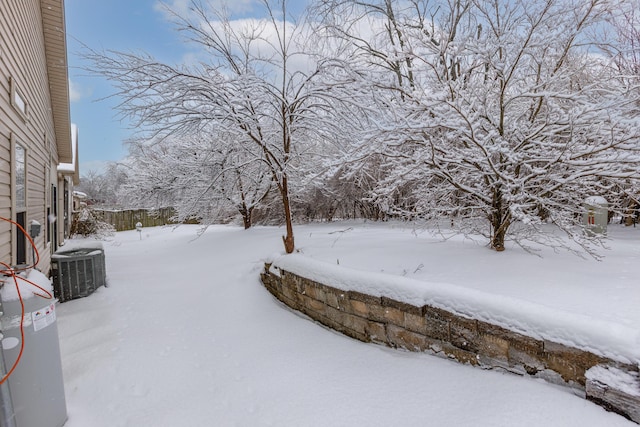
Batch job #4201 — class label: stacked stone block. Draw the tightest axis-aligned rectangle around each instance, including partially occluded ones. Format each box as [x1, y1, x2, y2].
[261, 263, 640, 423]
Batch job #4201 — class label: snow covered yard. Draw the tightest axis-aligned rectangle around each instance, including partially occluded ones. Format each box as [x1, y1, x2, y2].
[56, 222, 639, 426]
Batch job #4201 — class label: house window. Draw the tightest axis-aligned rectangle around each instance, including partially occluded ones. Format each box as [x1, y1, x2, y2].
[46, 165, 51, 246]
[51, 184, 58, 249]
[15, 143, 26, 208]
[10, 78, 28, 120]
[14, 142, 27, 265]
[63, 179, 69, 238]
[46, 206, 51, 244]
[16, 212, 26, 265]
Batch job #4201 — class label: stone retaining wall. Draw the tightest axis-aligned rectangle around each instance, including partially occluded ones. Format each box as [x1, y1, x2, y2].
[261, 263, 640, 423]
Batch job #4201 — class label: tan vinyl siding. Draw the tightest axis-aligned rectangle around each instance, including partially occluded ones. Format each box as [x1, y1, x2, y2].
[27, 140, 51, 269]
[1, 2, 57, 143]
[0, 140, 10, 200]
[0, 230, 10, 267]
[0, 132, 9, 258]
[0, 0, 69, 272]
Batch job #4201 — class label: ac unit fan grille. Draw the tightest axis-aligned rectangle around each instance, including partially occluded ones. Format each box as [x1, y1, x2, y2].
[52, 248, 106, 303]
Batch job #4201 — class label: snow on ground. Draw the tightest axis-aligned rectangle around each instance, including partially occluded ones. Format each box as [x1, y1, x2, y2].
[270, 223, 640, 363]
[291, 221, 640, 329]
[56, 222, 639, 427]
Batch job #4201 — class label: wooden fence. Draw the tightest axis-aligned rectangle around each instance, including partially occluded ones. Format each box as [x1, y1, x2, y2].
[93, 208, 179, 232]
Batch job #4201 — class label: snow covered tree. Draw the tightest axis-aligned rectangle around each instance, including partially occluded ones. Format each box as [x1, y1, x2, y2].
[77, 164, 128, 207]
[600, 0, 640, 222]
[84, 0, 348, 253]
[317, 0, 640, 255]
[76, 170, 110, 204]
[119, 131, 272, 228]
[605, 0, 640, 76]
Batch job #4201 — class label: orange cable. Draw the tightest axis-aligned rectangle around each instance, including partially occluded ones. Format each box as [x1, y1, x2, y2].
[0, 262, 26, 386]
[0, 216, 49, 385]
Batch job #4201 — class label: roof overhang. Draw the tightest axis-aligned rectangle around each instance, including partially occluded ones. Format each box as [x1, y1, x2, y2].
[41, 0, 73, 163]
[58, 124, 79, 185]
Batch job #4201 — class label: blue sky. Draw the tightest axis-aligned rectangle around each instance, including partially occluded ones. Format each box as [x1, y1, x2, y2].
[65, 0, 188, 174]
[65, 0, 309, 175]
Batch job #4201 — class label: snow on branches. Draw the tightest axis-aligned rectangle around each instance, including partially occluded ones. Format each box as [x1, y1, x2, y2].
[316, 0, 640, 255]
[85, 0, 640, 256]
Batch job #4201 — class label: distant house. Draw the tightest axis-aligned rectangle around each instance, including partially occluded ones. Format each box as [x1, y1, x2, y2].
[0, 0, 76, 274]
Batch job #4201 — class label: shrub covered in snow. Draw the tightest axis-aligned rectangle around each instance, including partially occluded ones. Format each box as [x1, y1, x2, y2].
[70, 207, 115, 238]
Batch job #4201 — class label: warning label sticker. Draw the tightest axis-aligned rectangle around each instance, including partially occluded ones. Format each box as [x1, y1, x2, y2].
[32, 303, 56, 332]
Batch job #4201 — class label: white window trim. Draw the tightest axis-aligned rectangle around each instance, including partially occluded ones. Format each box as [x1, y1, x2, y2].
[10, 135, 28, 265]
[10, 77, 28, 121]
[46, 163, 52, 248]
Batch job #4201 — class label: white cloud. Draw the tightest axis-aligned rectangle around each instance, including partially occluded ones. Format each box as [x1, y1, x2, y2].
[202, 17, 317, 72]
[180, 51, 202, 67]
[152, 2, 318, 80]
[69, 79, 83, 102]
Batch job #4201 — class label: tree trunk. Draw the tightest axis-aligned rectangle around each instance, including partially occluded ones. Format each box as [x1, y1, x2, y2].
[236, 171, 252, 230]
[490, 189, 509, 252]
[491, 219, 508, 251]
[240, 205, 253, 230]
[281, 175, 295, 254]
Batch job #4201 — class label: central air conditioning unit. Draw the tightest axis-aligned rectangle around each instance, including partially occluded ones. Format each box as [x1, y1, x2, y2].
[51, 244, 106, 302]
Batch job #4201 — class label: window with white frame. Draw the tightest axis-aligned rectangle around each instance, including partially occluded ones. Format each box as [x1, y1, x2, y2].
[10, 78, 28, 120]
[15, 143, 26, 208]
[14, 142, 27, 265]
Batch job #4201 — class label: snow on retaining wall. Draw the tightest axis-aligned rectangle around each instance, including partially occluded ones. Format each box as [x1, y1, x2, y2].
[261, 255, 640, 423]
[269, 254, 640, 365]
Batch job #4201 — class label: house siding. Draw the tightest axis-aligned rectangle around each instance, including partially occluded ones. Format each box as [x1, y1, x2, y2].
[1, 0, 70, 273]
